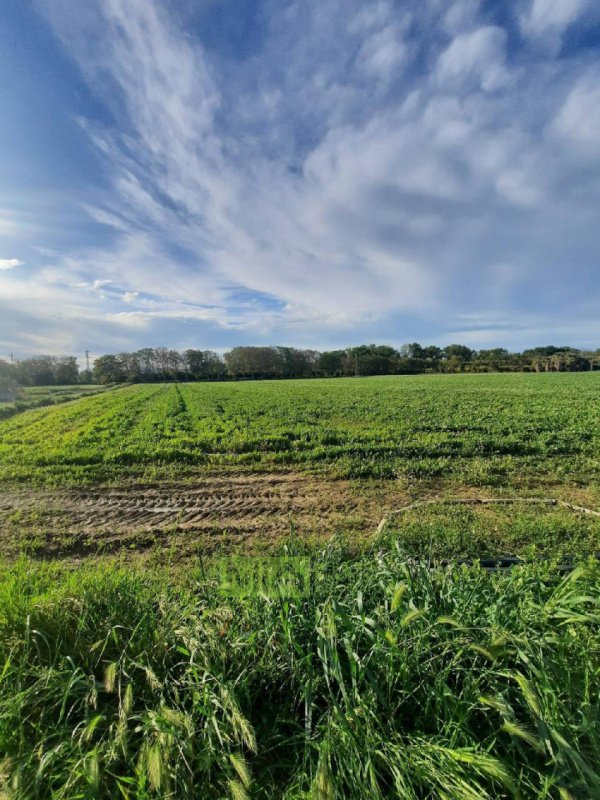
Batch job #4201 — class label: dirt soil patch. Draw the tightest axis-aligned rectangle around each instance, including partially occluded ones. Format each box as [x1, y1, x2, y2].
[0, 471, 407, 560]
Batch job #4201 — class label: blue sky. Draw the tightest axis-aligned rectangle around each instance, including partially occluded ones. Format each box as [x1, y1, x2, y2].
[1, 0, 600, 359]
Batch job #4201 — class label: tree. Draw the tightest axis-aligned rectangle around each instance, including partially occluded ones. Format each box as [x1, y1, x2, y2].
[53, 356, 79, 385]
[136, 348, 157, 380]
[399, 342, 424, 359]
[224, 347, 282, 379]
[93, 355, 125, 384]
[473, 348, 511, 372]
[183, 349, 207, 379]
[442, 344, 474, 372]
[15, 356, 55, 386]
[115, 352, 140, 382]
[443, 344, 474, 362]
[203, 351, 225, 380]
[318, 350, 345, 377]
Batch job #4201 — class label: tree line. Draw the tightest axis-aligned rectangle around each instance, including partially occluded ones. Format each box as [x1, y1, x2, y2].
[0, 356, 79, 390]
[3, 343, 600, 389]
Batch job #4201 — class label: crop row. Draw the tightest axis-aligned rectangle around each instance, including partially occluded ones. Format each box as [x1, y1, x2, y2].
[0, 373, 599, 485]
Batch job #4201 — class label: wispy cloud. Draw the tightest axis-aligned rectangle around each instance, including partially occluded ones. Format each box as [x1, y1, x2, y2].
[1, 0, 598, 354]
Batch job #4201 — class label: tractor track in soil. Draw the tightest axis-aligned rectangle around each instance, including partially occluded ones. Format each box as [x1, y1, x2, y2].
[0, 472, 397, 559]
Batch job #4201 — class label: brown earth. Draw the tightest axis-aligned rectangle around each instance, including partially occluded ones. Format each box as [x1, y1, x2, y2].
[0, 471, 409, 561]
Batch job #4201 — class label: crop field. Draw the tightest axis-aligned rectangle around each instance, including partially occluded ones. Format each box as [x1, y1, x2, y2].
[1, 373, 600, 486]
[0, 373, 600, 559]
[0, 384, 109, 421]
[1, 373, 600, 798]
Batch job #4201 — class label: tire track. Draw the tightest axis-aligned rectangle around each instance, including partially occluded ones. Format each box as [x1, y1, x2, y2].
[0, 472, 385, 557]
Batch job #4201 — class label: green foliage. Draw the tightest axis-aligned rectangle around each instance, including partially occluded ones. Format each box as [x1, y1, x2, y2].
[379, 504, 600, 560]
[0, 385, 109, 423]
[0, 551, 598, 798]
[1, 373, 600, 486]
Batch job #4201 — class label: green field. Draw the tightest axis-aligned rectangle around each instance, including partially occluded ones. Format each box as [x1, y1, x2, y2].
[0, 384, 109, 422]
[1, 373, 600, 489]
[1, 374, 599, 798]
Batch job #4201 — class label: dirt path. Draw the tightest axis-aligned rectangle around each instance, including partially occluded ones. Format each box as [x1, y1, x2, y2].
[0, 472, 404, 559]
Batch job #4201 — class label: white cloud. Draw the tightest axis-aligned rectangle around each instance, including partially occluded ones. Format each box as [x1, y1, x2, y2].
[92, 279, 112, 290]
[0, 259, 23, 270]
[7, 0, 595, 353]
[357, 24, 407, 79]
[549, 70, 600, 157]
[521, 0, 588, 38]
[122, 291, 139, 303]
[436, 26, 510, 92]
[442, 0, 482, 35]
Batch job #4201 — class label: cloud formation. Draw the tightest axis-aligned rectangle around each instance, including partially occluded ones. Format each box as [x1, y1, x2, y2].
[0, 259, 23, 270]
[1, 0, 600, 355]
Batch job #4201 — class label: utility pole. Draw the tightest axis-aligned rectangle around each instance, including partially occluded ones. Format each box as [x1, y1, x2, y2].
[9, 352, 13, 366]
[85, 350, 90, 372]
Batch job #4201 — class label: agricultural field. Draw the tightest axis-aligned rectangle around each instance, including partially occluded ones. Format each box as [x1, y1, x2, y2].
[1, 373, 600, 798]
[1, 373, 600, 487]
[0, 384, 109, 421]
[0, 373, 600, 557]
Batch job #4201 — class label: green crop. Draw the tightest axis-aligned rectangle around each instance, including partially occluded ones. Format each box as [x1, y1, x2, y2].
[0, 373, 600, 487]
[0, 385, 109, 422]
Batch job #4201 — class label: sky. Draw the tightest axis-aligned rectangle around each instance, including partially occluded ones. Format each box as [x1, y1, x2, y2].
[1, 0, 600, 360]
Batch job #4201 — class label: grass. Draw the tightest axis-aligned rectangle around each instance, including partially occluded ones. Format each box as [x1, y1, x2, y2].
[379, 503, 600, 560]
[0, 544, 598, 799]
[0, 373, 600, 487]
[0, 385, 109, 423]
[1, 373, 599, 797]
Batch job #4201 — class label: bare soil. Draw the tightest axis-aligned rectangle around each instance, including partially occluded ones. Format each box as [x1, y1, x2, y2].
[0, 471, 408, 560]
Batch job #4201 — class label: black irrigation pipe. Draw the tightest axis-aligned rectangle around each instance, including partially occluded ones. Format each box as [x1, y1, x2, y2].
[438, 554, 600, 573]
[376, 497, 600, 572]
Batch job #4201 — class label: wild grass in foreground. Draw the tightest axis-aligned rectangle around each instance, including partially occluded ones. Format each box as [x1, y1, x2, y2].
[379, 504, 600, 560]
[0, 544, 598, 799]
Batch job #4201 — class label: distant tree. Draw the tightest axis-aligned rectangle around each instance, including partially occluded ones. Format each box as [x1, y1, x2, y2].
[443, 344, 474, 361]
[473, 348, 511, 372]
[399, 342, 425, 359]
[115, 352, 141, 382]
[10, 340, 600, 387]
[225, 347, 281, 379]
[298, 349, 320, 377]
[521, 346, 581, 372]
[421, 345, 443, 361]
[53, 356, 79, 384]
[0, 359, 13, 380]
[16, 356, 56, 386]
[183, 349, 206, 379]
[318, 350, 345, 377]
[581, 350, 600, 371]
[275, 347, 319, 378]
[153, 347, 181, 379]
[136, 348, 157, 380]
[203, 351, 225, 380]
[343, 345, 400, 376]
[442, 344, 474, 372]
[93, 355, 125, 384]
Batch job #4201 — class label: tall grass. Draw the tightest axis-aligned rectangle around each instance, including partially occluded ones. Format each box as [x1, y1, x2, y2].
[0, 545, 598, 798]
